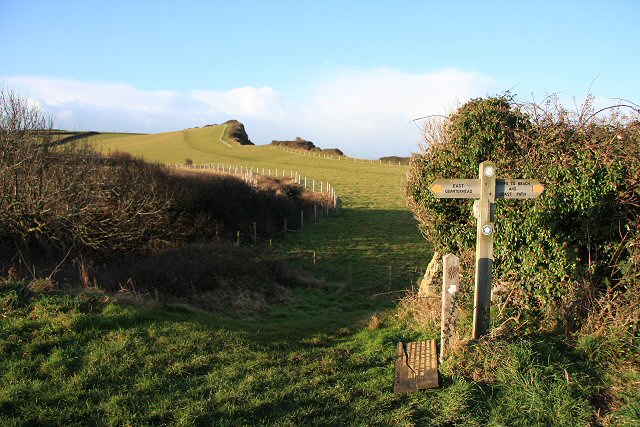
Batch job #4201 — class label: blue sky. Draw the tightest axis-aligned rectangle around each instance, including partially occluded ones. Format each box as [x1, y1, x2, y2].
[1, 0, 638, 158]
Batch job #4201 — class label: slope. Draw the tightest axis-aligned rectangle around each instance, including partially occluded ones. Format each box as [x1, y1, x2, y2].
[89, 125, 430, 289]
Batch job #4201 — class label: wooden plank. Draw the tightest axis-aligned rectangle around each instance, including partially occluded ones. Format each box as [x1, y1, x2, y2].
[393, 340, 439, 393]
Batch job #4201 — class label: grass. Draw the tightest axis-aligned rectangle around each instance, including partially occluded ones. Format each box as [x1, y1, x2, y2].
[4, 284, 629, 426]
[1, 126, 636, 425]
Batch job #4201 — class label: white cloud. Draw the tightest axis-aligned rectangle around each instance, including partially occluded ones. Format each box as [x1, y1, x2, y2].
[297, 67, 496, 155]
[3, 68, 497, 157]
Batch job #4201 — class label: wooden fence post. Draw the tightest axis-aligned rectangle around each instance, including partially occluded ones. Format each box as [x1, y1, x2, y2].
[253, 222, 257, 245]
[440, 253, 460, 364]
[313, 251, 317, 276]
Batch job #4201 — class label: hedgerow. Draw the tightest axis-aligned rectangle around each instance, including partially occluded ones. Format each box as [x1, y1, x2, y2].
[406, 95, 639, 321]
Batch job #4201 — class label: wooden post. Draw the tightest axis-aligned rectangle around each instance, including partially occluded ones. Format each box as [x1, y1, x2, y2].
[253, 222, 257, 245]
[236, 230, 241, 246]
[472, 161, 496, 339]
[269, 239, 272, 252]
[440, 254, 460, 363]
[300, 210, 304, 228]
[314, 204, 317, 222]
[313, 251, 317, 276]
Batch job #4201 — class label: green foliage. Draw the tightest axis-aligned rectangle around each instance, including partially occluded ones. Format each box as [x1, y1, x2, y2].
[407, 95, 640, 310]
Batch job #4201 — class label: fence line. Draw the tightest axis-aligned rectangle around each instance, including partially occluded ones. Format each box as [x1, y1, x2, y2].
[269, 145, 405, 166]
[166, 161, 340, 209]
[163, 164, 422, 293]
[164, 162, 340, 247]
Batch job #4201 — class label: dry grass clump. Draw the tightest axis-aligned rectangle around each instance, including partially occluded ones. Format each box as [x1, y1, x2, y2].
[367, 313, 381, 330]
[397, 290, 441, 328]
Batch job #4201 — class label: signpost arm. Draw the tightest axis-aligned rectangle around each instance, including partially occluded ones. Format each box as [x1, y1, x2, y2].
[472, 161, 496, 339]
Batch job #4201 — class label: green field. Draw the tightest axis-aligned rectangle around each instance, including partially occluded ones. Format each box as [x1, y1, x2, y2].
[90, 126, 428, 288]
[1, 126, 634, 425]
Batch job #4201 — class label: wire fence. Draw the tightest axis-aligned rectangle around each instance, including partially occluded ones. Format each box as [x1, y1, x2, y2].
[164, 161, 340, 242]
[269, 145, 407, 165]
[166, 162, 340, 207]
[163, 162, 425, 294]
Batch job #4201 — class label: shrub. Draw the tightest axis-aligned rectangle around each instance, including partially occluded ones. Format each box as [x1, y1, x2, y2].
[406, 95, 640, 317]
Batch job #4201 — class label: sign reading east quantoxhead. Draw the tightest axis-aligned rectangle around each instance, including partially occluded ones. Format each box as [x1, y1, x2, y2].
[429, 179, 543, 199]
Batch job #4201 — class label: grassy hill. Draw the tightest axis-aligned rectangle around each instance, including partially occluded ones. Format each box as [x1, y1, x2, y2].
[89, 125, 427, 288]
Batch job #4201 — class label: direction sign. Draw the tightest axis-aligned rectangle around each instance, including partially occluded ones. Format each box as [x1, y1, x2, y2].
[427, 162, 545, 340]
[429, 179, 480, 198]
[430, 178, 544, 200]
[496, 179, 544, 199]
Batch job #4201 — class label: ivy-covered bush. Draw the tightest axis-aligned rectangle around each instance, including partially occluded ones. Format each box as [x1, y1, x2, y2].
[407, 95, 639, 314]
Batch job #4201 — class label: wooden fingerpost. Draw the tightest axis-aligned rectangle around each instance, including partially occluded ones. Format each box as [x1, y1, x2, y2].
[428, 160, 544, 339]
[473, 161, 496, 339]
[440, 253, 460, 364]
